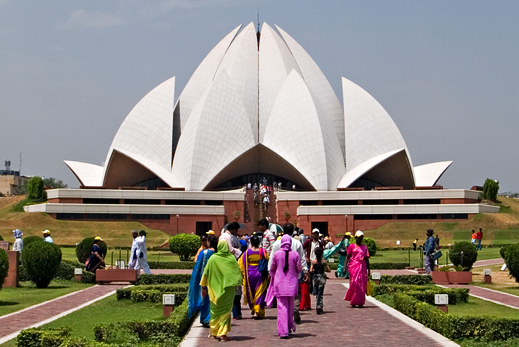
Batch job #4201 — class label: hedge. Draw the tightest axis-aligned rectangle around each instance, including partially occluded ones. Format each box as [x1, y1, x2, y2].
[378, 274, 432, 285]
[116, 284, 189, 300]
[130, 290, 187, 304]
[137, 274, 191, 285]
[0, 249, 8, 290]
[328, 262, 409, 270]
[373, 284, 469, 304]
[16, 327, 70, 347]
[147, 261, 195, 270]
[94, 299, 193, 343]
[391, 293, 519, 341]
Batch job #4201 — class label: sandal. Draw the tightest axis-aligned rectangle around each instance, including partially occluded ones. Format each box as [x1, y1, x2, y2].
[219, 336, 232, 342]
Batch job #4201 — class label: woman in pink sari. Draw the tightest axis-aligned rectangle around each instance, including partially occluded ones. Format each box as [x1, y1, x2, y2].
[267, 234, 302, 338]
[344, 230, 370, 307]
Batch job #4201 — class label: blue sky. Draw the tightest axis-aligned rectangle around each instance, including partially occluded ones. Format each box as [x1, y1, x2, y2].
[1, 1, 518, 192]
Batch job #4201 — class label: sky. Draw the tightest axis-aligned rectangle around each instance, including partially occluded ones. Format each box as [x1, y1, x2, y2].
[1, 1, 518, 192]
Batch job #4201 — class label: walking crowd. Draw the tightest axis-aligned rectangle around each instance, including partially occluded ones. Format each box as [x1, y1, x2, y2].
[188, 219, 371, 341]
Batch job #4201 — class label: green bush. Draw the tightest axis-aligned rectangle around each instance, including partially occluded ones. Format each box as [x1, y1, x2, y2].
[54, 261, 75, 280]
[94, 299, 194, 343]
[0, 249, 9, 290]
[26, 176, 47, 201]
[147, 261, 195, 270]
[372, 284, 469, 304]
[81, 270, 96, 284]
[449, 242, 478, 270]
[116, 284, 190, 300]
[329, 261, 409, 270]
[394, 293, 420, 317]
[0, 235, 3, 241]
[500, 244, 513, 259]
[130, 290, 187, 304]
[16, 327, 70, 347]
[75, 237, 107, 264]
[23, 235, 44, 248]
[168, 233, 200, 261]
[363, 237, 377, 257]
[137, 274, 191, 285]
[504, 244, 519, 283]
[378, 274, 432, 285]
[21, 242, 62, 288]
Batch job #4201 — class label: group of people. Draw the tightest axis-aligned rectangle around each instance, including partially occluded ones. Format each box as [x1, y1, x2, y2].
[10, 228, 54, 253]
[188, 220, 372, 341]
[128, 229, 151, 274]
[471, 228, 484, 250]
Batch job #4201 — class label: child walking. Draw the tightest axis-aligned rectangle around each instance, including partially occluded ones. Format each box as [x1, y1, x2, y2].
[310, 247, 331, 314]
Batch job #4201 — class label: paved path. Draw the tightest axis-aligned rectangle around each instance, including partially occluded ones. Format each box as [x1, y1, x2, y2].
[181, 278, 458, 347]
[0, 283, 126, 344]
[443, 284, 519, 310]
[472, 258, 504, 267]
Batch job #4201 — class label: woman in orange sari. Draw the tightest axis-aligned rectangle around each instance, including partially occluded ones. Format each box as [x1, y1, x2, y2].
[239, 234, 269, 318]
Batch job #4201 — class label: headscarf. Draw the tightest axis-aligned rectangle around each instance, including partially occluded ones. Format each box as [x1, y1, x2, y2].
[281, 234, 292, 273]
[201, 240, 242, 304]
[13, 229, 23, 238]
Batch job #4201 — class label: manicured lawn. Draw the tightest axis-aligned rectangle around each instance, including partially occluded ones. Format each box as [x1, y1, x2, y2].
[0, 280, 93, 316]
[449, 296, 519, 319]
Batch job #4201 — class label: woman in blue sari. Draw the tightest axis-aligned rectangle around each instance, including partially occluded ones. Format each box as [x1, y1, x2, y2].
[188, 235, 218, 327]
[324, 233, 350, 278]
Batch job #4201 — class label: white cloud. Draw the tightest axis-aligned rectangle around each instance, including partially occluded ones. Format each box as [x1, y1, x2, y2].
[60, 9, 127, 30]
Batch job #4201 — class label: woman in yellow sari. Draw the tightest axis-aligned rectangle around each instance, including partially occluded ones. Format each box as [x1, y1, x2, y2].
[201, 240, 242, 341]
[238, 234, 269, 318]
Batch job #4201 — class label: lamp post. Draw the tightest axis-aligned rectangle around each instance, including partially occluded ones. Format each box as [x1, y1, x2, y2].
[345, 215, 348, 235]
[176, 214, 180, 234]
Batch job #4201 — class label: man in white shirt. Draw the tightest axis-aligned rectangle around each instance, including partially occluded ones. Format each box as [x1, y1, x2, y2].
[128, 230, 139, 269]
[258, 219, 276, 255]
[135, 230, 151, 274]
[42, 230, 53, 243]
[268, 223, 308, 324]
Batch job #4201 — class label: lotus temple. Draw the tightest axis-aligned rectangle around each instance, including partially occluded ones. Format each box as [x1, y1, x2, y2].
[25, 23, 499, 235]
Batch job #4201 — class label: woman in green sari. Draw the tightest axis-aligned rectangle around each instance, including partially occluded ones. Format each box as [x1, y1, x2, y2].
[201, 240, 242, 341]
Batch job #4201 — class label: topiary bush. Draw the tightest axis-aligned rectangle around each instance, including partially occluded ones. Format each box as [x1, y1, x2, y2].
[363, 237, 378, 257]
[449, 241, 478, 271]
[168, 233, 200, 261]
[504, 244, 519, 283]
[21, 242, 62, 288]
[23, 235, 44, 248]
[75, 237, 107, 264]
[0, 249, 9, 291]
[500, 244, 514, 260]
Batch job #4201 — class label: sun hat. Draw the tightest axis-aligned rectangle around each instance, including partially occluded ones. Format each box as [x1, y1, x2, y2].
[13, 229, 23, 238]
[94, 236, 103, 241]
[312, 228, 320, 234]
[42, 230, 51, 235]
[355, 230, 364, 237]
[206, 230, 215, 235]
[345, 232, 351, 236]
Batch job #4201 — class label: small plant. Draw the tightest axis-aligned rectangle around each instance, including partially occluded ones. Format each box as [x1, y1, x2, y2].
[448, 242, 478, 271]
[169, 233, 200, 261]
[75, 237, 107, 264]
[21, 241, 62, 288]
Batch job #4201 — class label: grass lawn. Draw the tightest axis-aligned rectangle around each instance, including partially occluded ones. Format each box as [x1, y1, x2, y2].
[369, 247, 501, 268]
[0, 294, 165, 347]
[449, 295, 519, 319]
[0, 280, 93, 316]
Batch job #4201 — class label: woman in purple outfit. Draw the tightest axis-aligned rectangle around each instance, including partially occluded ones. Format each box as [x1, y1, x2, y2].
[266, 234, 302, 338]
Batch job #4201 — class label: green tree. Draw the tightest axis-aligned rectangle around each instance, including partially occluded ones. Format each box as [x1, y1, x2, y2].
[169, 234, 200, 261]
[22, 242, 62, 288]
[42, 177, 68, 189]
[26, 176, 47, 201]
[482, 178, 499, 201]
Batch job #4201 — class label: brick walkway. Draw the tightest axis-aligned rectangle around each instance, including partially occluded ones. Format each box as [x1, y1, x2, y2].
[444, 284, 519, 309]
[0, 283, 126, 344]
[183, 278, 458, 346]
[472, 258, 504, 267]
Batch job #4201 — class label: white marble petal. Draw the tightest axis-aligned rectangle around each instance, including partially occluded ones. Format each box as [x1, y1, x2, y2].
[172, 70, 256, 190]
[276, 25, 345, 161]
[342, 77, 412, 172]
[64, 160, 103, 187]
[106, 76, 176, 176]
[414, 161, 453, 187]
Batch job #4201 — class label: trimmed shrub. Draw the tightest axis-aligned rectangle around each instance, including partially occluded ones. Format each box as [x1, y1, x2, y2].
[81, 270, 96, 284]
[21, 242, 62, 288]
[363, 237, 377, 257]
[394, 293, 420, 317]
[168, 233, 200, 261]
[16, 327, 70, 347]
[147, 261, 195, 270]
[500, 244, 513, 259]
[0, 249, 8, 290]
[75, 237, 107, 264]
[449, 242, 478, 270]
[137, 274, 191, 285]
[504, 244, 519, 283]
[116, 283, 190, 300]
[130, 290, 187, 304]
[54, 261, 75, 280]
[23, 235, 44, 248]
[379, 274, 432, 285]
[329, 262, 409, 270]
[372, 284, 469, 304]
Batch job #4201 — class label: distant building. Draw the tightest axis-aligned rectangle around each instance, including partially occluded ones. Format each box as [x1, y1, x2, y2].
[0, 170, 29, 196]
[25, 23, 499, 236]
